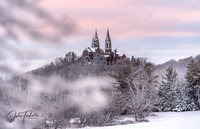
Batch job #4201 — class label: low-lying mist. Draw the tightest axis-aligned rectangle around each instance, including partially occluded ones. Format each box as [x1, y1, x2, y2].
[0, 74, 114, 129]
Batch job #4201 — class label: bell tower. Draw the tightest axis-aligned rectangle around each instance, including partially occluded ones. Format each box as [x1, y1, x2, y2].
[105, 29, 112, 53]
[94, 30, 100, 49]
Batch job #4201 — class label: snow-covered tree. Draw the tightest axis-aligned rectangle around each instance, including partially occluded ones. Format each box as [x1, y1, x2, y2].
[112, 59, 132, 92]
[111, 59, 132, 114]
[158, 66, 179, 111]
[185, 60, 200, 107]
[127, 63, 158, 121]
[112, 61, 158, 121]
[131, 56, 147, 67]
[159, 66, 198, 111]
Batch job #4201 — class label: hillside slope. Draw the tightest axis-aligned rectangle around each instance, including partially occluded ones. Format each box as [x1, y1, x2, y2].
[155, 55, 200, 82]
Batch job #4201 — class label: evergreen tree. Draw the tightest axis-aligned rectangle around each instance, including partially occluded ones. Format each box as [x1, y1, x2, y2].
[158, 66, 179, 111]
[111, 59, 132, 114]
[112, 59, 132, 93]
[131, 56, 136, 66]
[159, 66, 198, 111]
[185, 60, 200, 107]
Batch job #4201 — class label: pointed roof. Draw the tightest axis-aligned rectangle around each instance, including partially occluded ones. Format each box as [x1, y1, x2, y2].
[94, 30, 99, 40]
[106, 29, 110, 39]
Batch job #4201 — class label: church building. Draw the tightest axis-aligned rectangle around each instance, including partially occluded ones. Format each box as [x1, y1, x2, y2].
[83, 29, 126, 64]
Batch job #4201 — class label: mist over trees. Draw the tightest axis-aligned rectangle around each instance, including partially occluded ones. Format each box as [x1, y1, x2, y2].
[1, 1, 199, 129]
[155, 55, 200, 83]
[0, 52, 200, 128]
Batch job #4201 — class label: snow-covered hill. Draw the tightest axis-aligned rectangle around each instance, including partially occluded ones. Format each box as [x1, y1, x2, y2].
[85, 111, 200, 129]
[155, 55, 200, 83]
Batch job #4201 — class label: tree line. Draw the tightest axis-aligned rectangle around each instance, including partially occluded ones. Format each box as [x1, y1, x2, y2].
[0, 52, 199, 128]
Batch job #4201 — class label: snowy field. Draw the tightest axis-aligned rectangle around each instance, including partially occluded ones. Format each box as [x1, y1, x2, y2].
[85, 111, 200, 129]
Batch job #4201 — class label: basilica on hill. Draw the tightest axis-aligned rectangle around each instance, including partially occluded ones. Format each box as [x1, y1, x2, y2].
[82, 29, 126, 64]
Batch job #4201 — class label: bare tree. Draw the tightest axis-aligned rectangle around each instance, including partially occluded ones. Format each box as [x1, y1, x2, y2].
[111, 59, 158, 121]
[127, 67, 158, 121]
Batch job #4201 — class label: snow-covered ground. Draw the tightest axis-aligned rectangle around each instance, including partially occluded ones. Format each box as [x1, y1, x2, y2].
[85, 111, 200, 129]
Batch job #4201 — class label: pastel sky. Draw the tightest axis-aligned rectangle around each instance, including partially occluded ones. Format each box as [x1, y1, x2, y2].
[0, 0, 200, 76]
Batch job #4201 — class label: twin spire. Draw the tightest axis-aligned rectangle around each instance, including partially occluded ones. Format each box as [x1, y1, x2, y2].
[91, 29, 112, 53]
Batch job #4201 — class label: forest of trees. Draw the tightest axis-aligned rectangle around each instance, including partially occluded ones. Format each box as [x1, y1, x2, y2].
[0, 52, 200, 129]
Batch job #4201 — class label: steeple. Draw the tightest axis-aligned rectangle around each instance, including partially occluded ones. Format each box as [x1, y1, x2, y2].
[91, 37, 95, 48]
[94, 30, 100, 48]
[95, 30, 99, 40]
[105, 28, 112, 53]
[106, 29, 110, 39]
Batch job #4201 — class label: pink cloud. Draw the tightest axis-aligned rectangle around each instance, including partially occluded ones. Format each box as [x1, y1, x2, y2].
[1, 0, 200, 75]
[39, 0, 200, 38]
